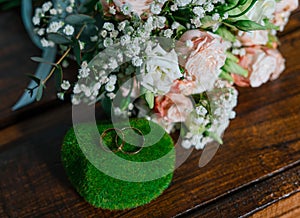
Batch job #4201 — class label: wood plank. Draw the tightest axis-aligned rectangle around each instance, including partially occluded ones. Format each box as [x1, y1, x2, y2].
[250, 192, 300, 218]
[180, 164, 300, 217]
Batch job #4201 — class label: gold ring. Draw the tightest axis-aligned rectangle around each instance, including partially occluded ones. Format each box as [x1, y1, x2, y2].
[119, 127, 144, 155]
[100, 128, 124, 153]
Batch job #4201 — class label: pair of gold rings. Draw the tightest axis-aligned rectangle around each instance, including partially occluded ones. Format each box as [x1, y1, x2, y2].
[100, 127, 144, 155]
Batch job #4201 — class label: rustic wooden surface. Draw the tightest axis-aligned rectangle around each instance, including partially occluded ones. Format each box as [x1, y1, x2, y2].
[0, 9, 299, 218]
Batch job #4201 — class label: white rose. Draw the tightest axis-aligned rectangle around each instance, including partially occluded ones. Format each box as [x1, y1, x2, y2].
[140, 45, 182, 95]
[246, 0, 276, 24]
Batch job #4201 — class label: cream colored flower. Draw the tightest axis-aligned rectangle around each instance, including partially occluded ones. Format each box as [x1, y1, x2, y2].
[233, 47, 285, 87]
[267, 48, 286, 80]
[140, 45, 182, 95]
[273, 0, 299, 31]
[238, 30, 269, 46]
[155, 93, 194, 123]
[246, 0, 276, 24]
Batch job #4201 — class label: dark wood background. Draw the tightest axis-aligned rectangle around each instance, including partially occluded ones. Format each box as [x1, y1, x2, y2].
[0, 8, 299, 218]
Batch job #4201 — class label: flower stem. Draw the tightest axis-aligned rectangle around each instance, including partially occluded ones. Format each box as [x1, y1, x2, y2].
[42, 25, 86, 84]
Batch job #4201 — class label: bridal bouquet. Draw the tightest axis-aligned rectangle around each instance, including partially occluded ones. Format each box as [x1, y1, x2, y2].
[22, 0, 297, 149]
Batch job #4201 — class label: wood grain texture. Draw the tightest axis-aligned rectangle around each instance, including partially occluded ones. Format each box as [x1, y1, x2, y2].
[250, 192, 300, 218]
[0, 9, 300, 218]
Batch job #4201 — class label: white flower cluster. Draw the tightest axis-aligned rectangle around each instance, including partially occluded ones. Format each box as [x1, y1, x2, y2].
[170, 0, 227, 29]
[32, 0, 77, 48]
[182, 80, 238, 150]
[71, 11, 180, 104]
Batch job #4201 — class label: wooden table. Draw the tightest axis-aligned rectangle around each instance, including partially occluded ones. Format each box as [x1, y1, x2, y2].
[0, 9, 299, 218]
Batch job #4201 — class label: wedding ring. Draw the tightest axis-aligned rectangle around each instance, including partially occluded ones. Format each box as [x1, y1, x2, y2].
[100, 128, 124, 153]
[119, 127, 144, 155]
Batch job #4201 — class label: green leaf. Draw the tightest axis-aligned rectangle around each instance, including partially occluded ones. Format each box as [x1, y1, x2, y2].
[54, 65, 63, 91]
[101, 96, 112, 118]
[36, 83, 44, 101]
[266, 33, 279, 48]
[73, 40, 81, 65]
[263, 19, 280, 31]
[120, 97, 130, 111]
[228, 20, 270, 31]
[226, 52, 239, 62]
[78, 0, 100, 13]
[222, 59, 248, 77]
[48, 33, 72, 44]
[207, 131, 223, 144]
[145, 91, 154, 109]
[216, 26, 236, 42]
[26, 73, 41, 85]
[200, 16, 218, 29]
[31, 57, 57, 66]
[219, 70, 234, 82]
[65, 14, 95, 26]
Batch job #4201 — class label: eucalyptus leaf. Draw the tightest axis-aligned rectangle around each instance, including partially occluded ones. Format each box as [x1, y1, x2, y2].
[26, 74, 41, 85]
[101, 96, 112, 118]
[36, 83, 44, 101]
[48, 33, 72, 44]
[78, 0, 99, 13]
[65, 14, 95, 25]
[31, 57, 57, 66]
[73, 40, 81, 65]
[54, 65, 63, 91]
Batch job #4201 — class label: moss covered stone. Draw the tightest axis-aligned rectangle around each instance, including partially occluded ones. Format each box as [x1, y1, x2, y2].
[61, 118, 175, 210]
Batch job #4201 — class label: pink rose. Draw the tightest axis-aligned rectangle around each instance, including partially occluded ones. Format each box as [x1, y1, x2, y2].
[154, 93, 193, 124]
[273, 0, 299, 31]
[275, 0, 298, 14]
[232, 47, 285, 87]
[177, 30, 228, 94]
[266, 48, 286, 80]
[101, 0, 156, 17]
[238, 30, 269, 46]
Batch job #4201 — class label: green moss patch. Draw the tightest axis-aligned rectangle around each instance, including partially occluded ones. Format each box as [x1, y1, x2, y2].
[61, 118, 175, 210]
